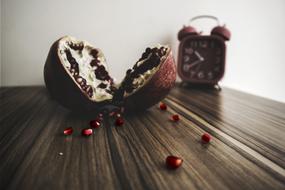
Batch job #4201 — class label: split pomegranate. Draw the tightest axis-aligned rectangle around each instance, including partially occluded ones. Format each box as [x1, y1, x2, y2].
[44, 36, 176, 112]
[165, 155, 183, 169]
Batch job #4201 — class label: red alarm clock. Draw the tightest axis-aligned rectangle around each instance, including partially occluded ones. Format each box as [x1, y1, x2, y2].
[177, 15, 231, 85]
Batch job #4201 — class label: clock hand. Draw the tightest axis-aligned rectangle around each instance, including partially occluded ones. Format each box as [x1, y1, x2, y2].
[195, 61, 202, 72]
[194, 51, 204, 61]
[189, 59, 202, 69]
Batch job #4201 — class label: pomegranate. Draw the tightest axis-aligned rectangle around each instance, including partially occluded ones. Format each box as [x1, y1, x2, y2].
[44, 36, 176, 113]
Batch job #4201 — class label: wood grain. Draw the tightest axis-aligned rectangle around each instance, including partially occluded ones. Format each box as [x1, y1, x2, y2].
[0, 85, 285, 190]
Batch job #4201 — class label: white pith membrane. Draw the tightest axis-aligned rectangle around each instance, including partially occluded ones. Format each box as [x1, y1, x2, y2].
[57, 36, 169, 103]
[58, 36, 113, 101]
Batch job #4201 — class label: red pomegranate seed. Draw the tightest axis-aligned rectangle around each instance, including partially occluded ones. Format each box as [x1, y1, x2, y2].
[165, 155, 183, 169]
[82, 128, 93, 136]
[90, 119, 101, 128]
[115, 117, 124, 126]
[171, 114, 180, 121]
[201, 133, 211, 143]
[159, 103, 167, 110]
[63, 127, 73, 135]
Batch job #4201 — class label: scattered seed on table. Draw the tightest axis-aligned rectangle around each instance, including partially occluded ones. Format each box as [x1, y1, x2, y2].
[201, 133, 211, 143]
[171, 114, 180, 122]
[90, 119, 101, 128]
[82, 128, 93, 136]
[63, 127, 73, 135]
[159, 102, 167, 110]
[165, 155, 183, 169]
[115, 117, 124, 126]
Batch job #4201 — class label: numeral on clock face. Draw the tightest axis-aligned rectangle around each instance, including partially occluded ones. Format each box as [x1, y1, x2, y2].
[216, 48, 222, 55]
[183, 55, 190, 63]
[185, 48, 193, 54]
[183, 64, 191, 72]
[207, 72, 213, 79]
[214, 66, 220, 72]
[199, 41, 208, 48]
[190, 41, 198, 48]
[198, 72, 204, 79]
[216, 57, 221, 63]
[190, 71, 196, 78]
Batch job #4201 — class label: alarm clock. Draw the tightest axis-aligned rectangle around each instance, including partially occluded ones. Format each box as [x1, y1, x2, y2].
[177, 15, 231, 85]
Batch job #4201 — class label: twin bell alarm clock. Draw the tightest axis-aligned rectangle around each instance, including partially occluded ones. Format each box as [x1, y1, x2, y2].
[177, 15, 231, 85]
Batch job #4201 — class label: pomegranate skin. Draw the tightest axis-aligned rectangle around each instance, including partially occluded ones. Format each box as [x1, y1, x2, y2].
[124, 51, 176, 112]
[44, 38, 108, 113]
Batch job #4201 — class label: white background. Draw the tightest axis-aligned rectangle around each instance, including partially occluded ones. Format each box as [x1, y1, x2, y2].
[1, 0, 285, 102]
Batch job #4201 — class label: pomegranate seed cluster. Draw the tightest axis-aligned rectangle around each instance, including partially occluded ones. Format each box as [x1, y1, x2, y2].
[123, 46, 168, 94]
[113, 46, 170, 103]
[65, 47, 94, 98]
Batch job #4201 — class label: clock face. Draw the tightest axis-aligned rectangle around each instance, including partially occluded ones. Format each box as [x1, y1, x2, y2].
[178, 36, 226, 83]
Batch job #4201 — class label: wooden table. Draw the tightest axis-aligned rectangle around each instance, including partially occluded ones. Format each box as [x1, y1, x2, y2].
[0, 85, 285, 190]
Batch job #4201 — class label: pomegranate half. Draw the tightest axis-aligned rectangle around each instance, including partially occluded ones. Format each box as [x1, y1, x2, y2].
[44, 36, 176, 112]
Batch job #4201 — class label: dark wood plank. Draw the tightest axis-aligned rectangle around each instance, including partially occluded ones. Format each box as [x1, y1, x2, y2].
[0, 86, 285, 190]
[169, 85, 285, 169]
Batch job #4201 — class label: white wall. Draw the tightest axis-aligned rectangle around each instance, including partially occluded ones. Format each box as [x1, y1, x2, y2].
[0, 1, 2, 86]
[1, 0, 285, 102]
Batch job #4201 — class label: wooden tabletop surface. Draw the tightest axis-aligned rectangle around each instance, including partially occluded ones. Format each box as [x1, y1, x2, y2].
[0, 84, 285, 190]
